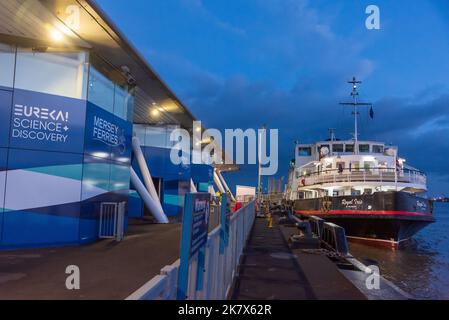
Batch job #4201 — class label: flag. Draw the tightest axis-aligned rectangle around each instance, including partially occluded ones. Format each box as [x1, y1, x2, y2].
[369, 105, 374, 119]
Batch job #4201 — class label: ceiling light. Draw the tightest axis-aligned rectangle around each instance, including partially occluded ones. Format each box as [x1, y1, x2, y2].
[50, 28, 64, 41]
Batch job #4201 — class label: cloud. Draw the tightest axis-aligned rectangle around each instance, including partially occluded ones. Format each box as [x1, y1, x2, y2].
[137, 0, 449, 194]
[181, 0, 246, 35]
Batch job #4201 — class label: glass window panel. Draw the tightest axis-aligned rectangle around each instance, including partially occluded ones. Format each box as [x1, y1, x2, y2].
[0, 43, 15, 88]
[15, 49, 87, 99]
[113, 84, 127, 120]
[88, 67, 114, 113]
[298, 147, 312, 156]
[373, 145, 384, 153]
[145, 126, 168, 148]
[359, 144, 370, 153]
[333, 144, 344, 153]
[345, 144, 354, 153]
[166, 125, 180, 148]
[133, 124, 146, 145]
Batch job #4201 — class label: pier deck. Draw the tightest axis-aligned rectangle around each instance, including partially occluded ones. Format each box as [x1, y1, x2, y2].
[0, 223, 181, 300]
[231, 216, 366, 300]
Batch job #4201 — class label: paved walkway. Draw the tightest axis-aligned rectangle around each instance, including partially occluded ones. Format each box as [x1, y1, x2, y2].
[0, 223, 181, 300]
[232, 216, 366, 300]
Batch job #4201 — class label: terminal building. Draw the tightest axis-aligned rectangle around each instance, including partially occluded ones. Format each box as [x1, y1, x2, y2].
[0, 0, 236, 249]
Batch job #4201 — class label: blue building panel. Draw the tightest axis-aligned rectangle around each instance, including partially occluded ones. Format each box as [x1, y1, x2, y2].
[0, 90, 12, 148]
[1, 148, 83, 248]
[0, 148, 7, 242]
[84, 102, 132, 164]
[10, 89, 86, 153]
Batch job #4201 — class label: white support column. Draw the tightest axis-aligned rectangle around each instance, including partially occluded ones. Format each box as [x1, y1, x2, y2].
[130, 168, 168, 224]
[132, 136, 164, 214]
[217, 171, 236, 202]
[213, 169, 226, 194]
[190, 179, 198, 193]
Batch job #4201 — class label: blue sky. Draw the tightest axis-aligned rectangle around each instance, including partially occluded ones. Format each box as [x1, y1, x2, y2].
[97, 0, 449, 195]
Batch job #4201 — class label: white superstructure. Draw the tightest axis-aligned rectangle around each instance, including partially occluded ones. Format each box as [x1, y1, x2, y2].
[285, 77, 428, 201]
[286, 139, 427, 201]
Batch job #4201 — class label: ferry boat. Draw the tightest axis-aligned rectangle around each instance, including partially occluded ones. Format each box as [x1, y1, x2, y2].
[286, 78, 435, 248]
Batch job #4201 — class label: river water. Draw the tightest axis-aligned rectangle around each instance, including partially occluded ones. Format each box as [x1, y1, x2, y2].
[348, 202, 449, 300]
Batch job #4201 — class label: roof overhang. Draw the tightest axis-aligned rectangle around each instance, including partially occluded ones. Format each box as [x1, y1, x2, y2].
[0, 0, 239, 170]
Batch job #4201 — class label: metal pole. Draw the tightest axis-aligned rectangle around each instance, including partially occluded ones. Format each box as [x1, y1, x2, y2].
[257, 125, 266, 201]
[214, 169, 226, 194]
[130, 168, 169, 223]
[132, 136, 164, 214]
[217, 171, 236, 202]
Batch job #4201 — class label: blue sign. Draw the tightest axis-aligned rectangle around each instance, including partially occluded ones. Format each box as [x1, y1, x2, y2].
[10, 89, 86, 153]
[177, 192, 211, 300]
[84, 102, 132, 164]
[190, 195, 210, 256]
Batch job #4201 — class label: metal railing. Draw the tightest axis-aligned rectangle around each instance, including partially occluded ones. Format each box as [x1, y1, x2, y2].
[99, 202, 126, 241]
[302, 168, 426, 187]
[127, 201, 256, 300]
[321, 222, 349, 256]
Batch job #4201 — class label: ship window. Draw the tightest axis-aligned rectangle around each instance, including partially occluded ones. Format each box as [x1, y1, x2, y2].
[373, 145, 384, 153]
[298, 147, 312, 156]
[364, 188, 373, 195]
[351, 189, 361, 196]
[333, 144, 344, 153]
[350, 161, 360, 171]
[345, 144, 354, 153]
[359, 144, 370, 153]
[333, 191, 340, 197]
[364, 161, 374, 172]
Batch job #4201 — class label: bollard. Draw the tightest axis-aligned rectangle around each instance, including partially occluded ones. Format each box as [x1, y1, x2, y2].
[268, 213, 273, 228]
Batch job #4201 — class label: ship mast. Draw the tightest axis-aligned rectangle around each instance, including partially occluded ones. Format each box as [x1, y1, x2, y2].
[340, 77, 372, 154]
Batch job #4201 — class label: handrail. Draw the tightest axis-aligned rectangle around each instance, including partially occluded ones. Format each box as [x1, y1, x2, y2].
[300, 167, 426, 187]
[127, 200, 256, 300]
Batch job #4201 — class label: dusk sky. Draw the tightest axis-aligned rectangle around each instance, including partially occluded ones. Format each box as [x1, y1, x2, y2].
[97, 0, 449, 195]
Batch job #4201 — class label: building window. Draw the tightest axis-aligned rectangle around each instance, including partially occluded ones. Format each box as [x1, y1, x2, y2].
[359, 144, 370, 153]
[88, 61, 134, 121]
[0, 43, 16, 89]
[88, 67, 115, 113]
[373, 145, 384, 153]
[15, 49, 88, 99]
[332, 144, 344, 153]
[298, 147, 312, 156]
[133, 124, 181, 149]
[345, 144, 354, 153]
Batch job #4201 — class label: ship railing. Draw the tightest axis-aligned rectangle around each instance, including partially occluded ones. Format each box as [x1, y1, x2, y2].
[302, 168, 426, 187]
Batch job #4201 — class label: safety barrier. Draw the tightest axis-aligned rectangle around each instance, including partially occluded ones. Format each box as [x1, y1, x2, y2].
[127, 201, 256, 300]
[99, 202, 126, 241]
[321, 222, 349, 256]
[308, 216, 324, 238]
